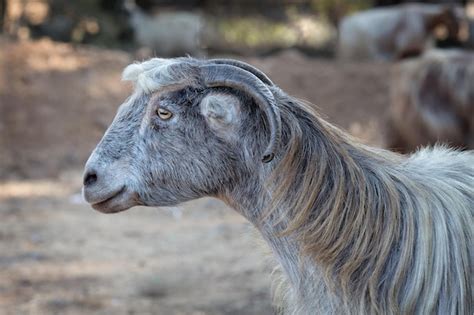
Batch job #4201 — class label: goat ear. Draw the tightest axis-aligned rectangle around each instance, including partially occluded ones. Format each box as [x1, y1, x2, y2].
[200, 93, 241, 139]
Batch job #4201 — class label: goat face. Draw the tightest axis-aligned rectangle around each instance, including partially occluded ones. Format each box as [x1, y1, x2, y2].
[431, 6, 463, 41]
[82, 58, 278, 213]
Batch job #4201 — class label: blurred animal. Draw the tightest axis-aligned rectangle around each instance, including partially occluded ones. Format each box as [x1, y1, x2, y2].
[374, 0, 468, 6]
[125, 1, 204, 56]
[338, 4, 465, 61]
[82, 58, 473, 314]
[388, 49, 474, 152]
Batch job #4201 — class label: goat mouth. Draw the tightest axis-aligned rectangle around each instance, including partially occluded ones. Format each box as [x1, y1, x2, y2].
[91, 186, 133, 213]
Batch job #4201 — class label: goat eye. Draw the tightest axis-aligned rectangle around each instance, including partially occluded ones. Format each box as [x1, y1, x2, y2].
[156, 108, 173, 120]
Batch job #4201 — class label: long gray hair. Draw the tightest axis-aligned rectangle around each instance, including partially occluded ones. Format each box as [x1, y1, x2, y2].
[264, 89, 473, 314]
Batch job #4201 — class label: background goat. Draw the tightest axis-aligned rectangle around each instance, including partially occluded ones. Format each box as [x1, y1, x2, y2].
[82, 58, 473, 314]
[125, 1, 205, 57]
[338, 4, 464, 61]
[388, 49, 474, 152]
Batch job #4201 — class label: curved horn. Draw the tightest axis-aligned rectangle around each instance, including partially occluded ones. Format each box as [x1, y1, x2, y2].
[208, 59, 274, 86]
[200, 64, 281, 163]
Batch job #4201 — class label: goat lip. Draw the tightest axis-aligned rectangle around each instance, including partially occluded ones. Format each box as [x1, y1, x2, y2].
[90, 187, 131, 213]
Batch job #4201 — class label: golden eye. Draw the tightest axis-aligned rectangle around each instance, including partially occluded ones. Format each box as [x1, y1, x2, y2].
[156, 108, 173, 120]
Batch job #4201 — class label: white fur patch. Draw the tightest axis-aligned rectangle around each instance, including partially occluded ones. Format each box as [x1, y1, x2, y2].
[122, 58, 185, 93]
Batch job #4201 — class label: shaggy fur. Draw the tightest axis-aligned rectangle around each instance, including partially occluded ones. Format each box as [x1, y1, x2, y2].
[261, 92, 473, 314]
[83, 57, 474, 314]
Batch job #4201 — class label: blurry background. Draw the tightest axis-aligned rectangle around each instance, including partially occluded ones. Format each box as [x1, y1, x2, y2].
[0, 1, 473, 314]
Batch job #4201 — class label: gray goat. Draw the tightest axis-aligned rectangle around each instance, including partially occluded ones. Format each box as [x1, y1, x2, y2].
[388, 49, 474, 152]
[83, 58, 473, 314]
[338, 4, 464, 61]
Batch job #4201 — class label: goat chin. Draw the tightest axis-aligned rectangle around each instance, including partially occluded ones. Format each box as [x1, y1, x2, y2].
[90, 189, 140, 214]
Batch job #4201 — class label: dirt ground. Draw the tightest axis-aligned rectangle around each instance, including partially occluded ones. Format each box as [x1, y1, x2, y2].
[0, 39, 391, 315]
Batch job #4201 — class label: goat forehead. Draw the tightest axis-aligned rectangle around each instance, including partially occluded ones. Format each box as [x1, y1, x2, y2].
[122, 57, 199, 94]
[118, 92, 148, 115]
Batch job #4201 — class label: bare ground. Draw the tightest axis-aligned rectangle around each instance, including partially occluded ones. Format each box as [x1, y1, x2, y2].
[0, 39, 391, 315]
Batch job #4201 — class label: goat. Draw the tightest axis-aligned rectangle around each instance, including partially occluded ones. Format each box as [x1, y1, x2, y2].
[374, 1, 468, 6]
[82, 57, 473, 314]
[338, 4, 464, 61]
[125, 1, 204, 57]
[388, 49, 474, 152]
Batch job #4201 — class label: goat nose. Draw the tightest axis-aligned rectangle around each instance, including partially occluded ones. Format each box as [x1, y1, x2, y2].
[83, 170, 98, 186]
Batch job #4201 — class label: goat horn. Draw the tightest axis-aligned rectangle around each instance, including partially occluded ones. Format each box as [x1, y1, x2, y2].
[200, 64, 281, 163]
[208, 59, 274, 86]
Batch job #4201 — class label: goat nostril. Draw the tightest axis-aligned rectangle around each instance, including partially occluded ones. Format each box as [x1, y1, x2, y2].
[84, 172, 98, 186]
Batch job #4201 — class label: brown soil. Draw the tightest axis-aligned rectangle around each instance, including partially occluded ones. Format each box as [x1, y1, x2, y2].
[0, 39, 132, 180]
[0, 39, 392, 315]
